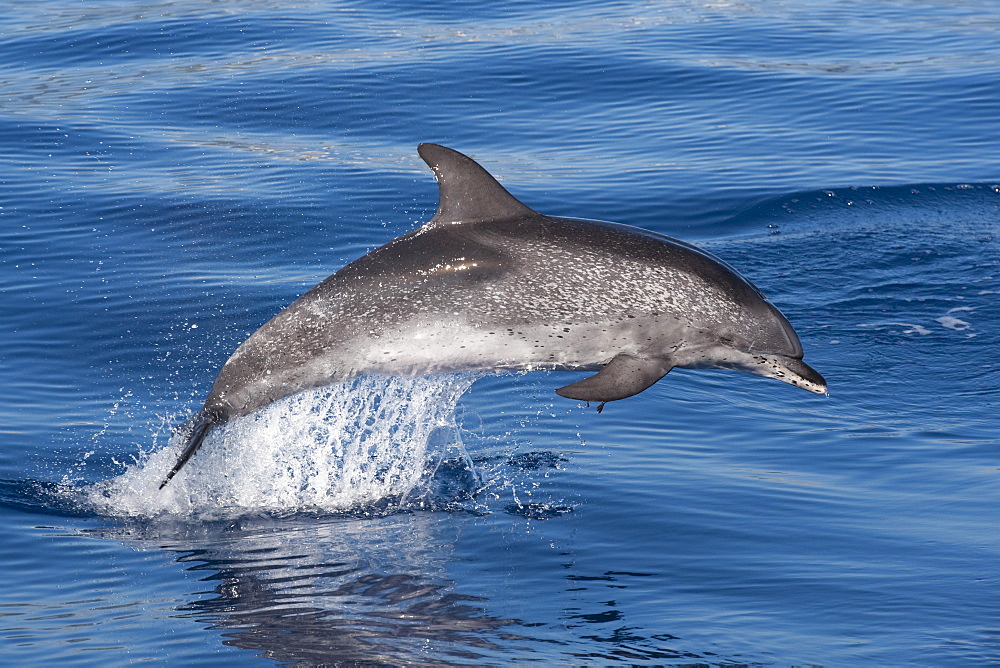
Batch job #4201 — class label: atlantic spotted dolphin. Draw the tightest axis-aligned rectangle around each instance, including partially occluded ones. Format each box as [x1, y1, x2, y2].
[160, 143, 825, 488]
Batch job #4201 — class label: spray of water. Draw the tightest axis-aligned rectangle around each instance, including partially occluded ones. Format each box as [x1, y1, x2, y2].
[84, 373, 483, 520]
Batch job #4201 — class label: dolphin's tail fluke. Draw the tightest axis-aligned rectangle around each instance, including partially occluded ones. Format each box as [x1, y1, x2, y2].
[159, 408, 223, 489]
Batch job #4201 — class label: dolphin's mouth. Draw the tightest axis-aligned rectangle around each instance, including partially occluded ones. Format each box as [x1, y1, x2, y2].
[751, 354, 827, 395]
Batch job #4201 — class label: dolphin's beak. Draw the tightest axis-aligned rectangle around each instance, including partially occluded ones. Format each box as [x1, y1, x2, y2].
[759, 355, 828, 395]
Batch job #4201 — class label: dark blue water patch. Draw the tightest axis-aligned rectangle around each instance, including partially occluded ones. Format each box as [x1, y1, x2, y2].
[92, 33, 997, 185]
[79, 513, 532, 666]
[504, 502, 573, 520]
[5, 2, 994, 237]
[421, 454, 485, 508]
[0, 117, 427, 226]
[339, 0, 608, 23]
[707, 182, 1000, 277]
[0, 479, 93, 518]
[503, 450, 568, 471]
[0, 14, 327, 67]
[729, 181, 1000, 228]
[61, 510, 785, 666]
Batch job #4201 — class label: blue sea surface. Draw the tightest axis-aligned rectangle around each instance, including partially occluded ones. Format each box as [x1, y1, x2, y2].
[2, 1, 998, 665]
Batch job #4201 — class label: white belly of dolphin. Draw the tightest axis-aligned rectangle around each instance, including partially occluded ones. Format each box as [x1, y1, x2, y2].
[346, 317, 662, 378]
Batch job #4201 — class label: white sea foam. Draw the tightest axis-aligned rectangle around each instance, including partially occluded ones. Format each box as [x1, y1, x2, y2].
[83, 373, 482, 520]
[857, 321, 932, 335]
[936, 306, 974, 332]
[935, 315, 971, 331]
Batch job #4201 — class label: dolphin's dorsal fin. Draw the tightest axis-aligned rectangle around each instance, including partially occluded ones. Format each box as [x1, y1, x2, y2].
[418, 143, 536, 226]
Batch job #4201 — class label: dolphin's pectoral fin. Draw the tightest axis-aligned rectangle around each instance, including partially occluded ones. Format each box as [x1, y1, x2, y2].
[555, 353, 672, 406]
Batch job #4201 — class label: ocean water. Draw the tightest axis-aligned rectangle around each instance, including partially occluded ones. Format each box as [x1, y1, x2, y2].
[2, 1, 998, 665]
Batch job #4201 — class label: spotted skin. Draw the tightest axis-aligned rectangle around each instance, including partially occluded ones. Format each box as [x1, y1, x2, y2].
[160, 144, 825, 488]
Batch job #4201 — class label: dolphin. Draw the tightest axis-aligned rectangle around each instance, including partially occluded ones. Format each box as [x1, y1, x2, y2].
[160, 143, 826, 488]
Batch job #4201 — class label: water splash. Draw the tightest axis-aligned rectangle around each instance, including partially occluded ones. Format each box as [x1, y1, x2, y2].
[83, 373, 483, 520]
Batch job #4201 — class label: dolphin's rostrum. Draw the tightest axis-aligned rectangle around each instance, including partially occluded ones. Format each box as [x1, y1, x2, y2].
[160, 144, 826, 488]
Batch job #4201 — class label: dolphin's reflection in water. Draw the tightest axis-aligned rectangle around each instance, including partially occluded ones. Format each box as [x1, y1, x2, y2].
[97, 512, 523, 666]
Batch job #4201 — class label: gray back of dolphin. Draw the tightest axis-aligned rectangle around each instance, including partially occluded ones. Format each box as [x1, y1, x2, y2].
[160, 144, 825, 488]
